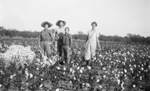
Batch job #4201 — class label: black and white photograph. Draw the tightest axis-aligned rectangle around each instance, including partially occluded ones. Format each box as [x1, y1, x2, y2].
[0, 0, 150, 91]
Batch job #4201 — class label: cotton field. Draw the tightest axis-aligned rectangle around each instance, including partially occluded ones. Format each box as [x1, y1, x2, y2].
[0, 39, 150, 91]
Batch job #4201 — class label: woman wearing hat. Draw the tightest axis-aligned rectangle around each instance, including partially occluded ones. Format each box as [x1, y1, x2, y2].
[84, 22, 100, 64]
[38, 21, 54, 58]
[54, 20, 66, 56]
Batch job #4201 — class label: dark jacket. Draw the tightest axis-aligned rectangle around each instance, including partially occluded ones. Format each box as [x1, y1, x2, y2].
[62, 33, 72, 46]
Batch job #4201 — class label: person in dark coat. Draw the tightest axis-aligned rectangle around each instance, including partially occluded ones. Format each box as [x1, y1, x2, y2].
[61, 27, 72, 64]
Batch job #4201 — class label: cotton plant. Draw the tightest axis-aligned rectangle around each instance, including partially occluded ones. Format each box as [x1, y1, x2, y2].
[0, 45, 36, 68]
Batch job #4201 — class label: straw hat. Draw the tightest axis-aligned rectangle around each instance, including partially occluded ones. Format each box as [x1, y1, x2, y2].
[41, 21, 52, 28]
[56, 20, 66, 26]
[91, 21, 98, 26]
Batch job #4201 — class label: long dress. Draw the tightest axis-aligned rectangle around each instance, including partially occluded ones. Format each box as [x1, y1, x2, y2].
[84, 29, 99, 60]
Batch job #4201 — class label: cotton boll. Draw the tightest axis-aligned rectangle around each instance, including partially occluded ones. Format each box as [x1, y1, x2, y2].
[124, 69, 127, 73]
[134, 64, 136, 68]
[1, 45, 36, 67]
[140, 76, 142, 80]
[87, 66, 91, 70]
[56, 67, 60, 70]
[97, 79, 100, 82]
[99, 85, 103, 89]
[133, 84, 136, 88]
[55, 88, 60, 91]
[63, 67, 66, 71]
[141, 67, 144, 71]
[10, 75, 14, 79]
[103, 75, 106, 78]
[80, 69, 83, 73]
[30, 73, 33, 78]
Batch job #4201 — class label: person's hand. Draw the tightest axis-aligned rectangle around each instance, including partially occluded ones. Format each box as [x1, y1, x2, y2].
[97, 42, 100, 49]
[48, 42, 53, 45]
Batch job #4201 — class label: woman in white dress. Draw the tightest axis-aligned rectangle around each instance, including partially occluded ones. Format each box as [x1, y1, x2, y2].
[84, 22, 100, 62]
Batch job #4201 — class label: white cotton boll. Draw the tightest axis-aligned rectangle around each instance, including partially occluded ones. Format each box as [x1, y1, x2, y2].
[141, 67, 144, 71]
[36, 67, 39, 70]
[116, 60, 119, 62]
[130, 68, 133, 73]
[121, 81, 124, 90]
[1, 45, 36, 66]
[0, 84, 2, 87]
[0, 70, 4, 74]
[86, 83, 90, 87]
[40, 84, 43, 88]
[97, 79, 100, 82]
[117, 78, 120, 85]
[103, 75, 106, 78]
[73, 77, 76, 80]
[55, 88, 60, 91]
[30, 73, 33, 78]
[10, 75, 13, 79]
[124, 69, 127, 73]
[56, 67, 60, 70]
[63, 67, 66, 70]
[133, 85, 136, 87]
[122, 62, 125, 65]
[138, 65, 140, 67]
[102, 67, 106, 71]
[99, 85, 102, 89]
[80, 69, 83, 73]
[140, 76, 142, 80]
[100, 62, 103, 66]
[25, 71, 29, 79]
[70, 68, 73, 72]
[93, 56, 96, 60]
[36, 58, 40, 62]
[134, 64, 136, 68]
[43, 56, 47, 62]
[141, 64, 144, 67]
[87, 66, 91, 70]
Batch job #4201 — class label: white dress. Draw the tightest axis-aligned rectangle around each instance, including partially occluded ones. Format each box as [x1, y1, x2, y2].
[84, 29, 99, 60]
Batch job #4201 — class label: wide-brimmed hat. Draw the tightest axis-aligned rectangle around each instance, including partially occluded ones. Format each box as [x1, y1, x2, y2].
[91, 21, 98, 27]
[41, 21, 52, 28]
[56, 20, 66, 26]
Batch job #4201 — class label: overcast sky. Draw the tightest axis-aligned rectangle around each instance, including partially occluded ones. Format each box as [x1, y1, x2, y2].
[0, 0, 150, 37]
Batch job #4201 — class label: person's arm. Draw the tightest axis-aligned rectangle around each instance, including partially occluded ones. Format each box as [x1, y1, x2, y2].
[55, 28, 59, 40]
[49, 30, 55, 44]
[38, 32, 41, 48]
[96, 32, 100, 49]
[69, 34, 72, 47]
[85, 31, 89, 43]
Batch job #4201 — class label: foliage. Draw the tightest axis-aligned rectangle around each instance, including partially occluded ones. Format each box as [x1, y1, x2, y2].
[1, 26, 150, 44]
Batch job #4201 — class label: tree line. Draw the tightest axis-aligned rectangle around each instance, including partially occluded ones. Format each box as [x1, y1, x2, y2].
[0, 26, 150, 44]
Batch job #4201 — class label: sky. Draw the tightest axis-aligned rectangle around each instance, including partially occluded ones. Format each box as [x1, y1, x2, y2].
[0, 0, 150, 37]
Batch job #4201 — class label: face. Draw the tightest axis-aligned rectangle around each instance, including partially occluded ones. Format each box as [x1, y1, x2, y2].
[44, 24, 49, 29]
[65, 28, 69, 34]
[92, 23, 96, 28]
[59, 22, 64, 27]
